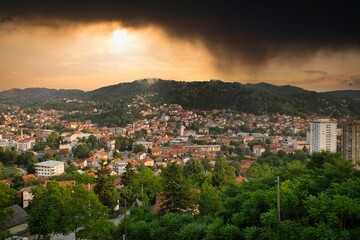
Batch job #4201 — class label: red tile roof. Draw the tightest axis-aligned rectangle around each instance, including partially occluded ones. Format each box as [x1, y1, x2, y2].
[22, 174, 37, 182]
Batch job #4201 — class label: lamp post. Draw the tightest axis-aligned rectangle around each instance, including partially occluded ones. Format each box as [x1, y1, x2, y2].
[276, 175, 281, 222]
[123, 198, 127, 240]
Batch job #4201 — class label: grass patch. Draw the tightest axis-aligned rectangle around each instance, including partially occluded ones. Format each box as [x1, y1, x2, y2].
[2, 166, 20, 178]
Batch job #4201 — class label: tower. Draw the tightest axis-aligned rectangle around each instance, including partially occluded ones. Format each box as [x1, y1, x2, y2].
[342, 120, 360, 166]
[180, 125, 185, 136]
[309, 119, 337, 153]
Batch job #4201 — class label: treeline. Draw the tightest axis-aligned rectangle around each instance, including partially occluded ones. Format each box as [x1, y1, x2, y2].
[86, 79, 360, 117]
[119, 152, 360, 240]
[60, 101, 144, 127]
[2, 152, 359, 239]
[0, 148, 38, 176]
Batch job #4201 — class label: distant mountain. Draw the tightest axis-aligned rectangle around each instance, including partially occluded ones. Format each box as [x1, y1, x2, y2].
[323, 90, 360, 101]
[86, 79, 360, 117]
[1, 80, 359, 117]
[0, 88, 84, 105]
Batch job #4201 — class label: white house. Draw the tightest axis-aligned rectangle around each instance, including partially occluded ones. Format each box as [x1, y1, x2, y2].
[16, 139, 35, 152]
[253, 144, 266, 157]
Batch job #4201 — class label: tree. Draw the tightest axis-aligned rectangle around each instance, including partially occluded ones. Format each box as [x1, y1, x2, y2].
[201, 158, 212, 174]
[11, 174, 25, 189]
[133, 144, 146, 153]
[28, 181, 69, 239]
[0, 162, 3, 179]
[307, 151, 343, 169]
[0, 182, 15, 239]
[86, 135, 101, 150]
[184, 158, 204, 177]
[65, 164, 78, 174]
[33, 141, 46, 151]
[134, 129, 148, 140]
[161, 163, 198, 213]
[184, 158, 206, 187]
[94, 161, 119, 211]
[72, 144, 91, 159]
[26, 155, 39, 174]
[115, 136, 134, 151]
[199, 182, 222, 216]
[77, 218, 116, 240]
[121, 163, 135, 187]
[28, 181, 113, 240]
[47, 132, 61, 149]
[125, 167, 161, 206]
[212, 157, 236, 187]
[68, 185, 112, 240]
[177, 222, 207, 240]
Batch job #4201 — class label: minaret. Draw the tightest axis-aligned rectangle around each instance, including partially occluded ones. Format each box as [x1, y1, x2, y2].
[21, 129, 24, 139]
[180, 125, 185, 136]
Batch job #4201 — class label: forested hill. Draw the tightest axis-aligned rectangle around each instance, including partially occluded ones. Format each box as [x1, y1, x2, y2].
[86, 79, 360, 116]
[323, 90, 360, 102]
[0, 88, 84, 105]
[1, 79, 359, 117]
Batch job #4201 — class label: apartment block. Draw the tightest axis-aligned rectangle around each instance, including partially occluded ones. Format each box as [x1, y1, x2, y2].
[34, 160, 65, 177]
[309, 119, 337, 153]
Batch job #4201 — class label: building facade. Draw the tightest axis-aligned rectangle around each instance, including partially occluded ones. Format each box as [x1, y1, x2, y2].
[34, 160, 64, 177]
[309, 119, 337, 153]
[342, 120, 360, 166]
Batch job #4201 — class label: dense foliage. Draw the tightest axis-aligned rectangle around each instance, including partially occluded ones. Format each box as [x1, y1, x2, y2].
[28, 181, 115, 240]
[118, 152, 360, 240]
[86, 79, 360, 117]
[0, 182, 16, 239]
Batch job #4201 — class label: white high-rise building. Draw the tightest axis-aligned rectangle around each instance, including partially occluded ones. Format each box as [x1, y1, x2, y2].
[309, 119, 337, 153]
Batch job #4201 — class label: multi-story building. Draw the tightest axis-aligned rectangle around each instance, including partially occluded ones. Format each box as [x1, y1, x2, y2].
[34, 160, 64, 177]
[342, 120, 360, 166]
[110, 161, 127, 175]
[309, 119, 337, 153]
[16, 139, 35, 152]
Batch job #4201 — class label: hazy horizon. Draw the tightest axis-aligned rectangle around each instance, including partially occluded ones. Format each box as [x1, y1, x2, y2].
[0, 78, 359, 93]
[1, 1, 359, 92]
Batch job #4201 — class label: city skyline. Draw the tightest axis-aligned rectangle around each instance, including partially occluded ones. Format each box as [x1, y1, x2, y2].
[0, 1, 359, 91]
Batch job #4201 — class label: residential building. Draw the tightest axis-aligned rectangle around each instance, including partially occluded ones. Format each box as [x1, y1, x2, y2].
[110, 161, 127, 175]
[86, 156, 101, 168]
[309, 119, 337, 153]
[16, 139, 35, 152]
[133, 141, 153, 150]
[253, 144, 265, 157]
[107, 140, 116, 151]
[342, 120, 360, 166]
[34, 160, 64, 177]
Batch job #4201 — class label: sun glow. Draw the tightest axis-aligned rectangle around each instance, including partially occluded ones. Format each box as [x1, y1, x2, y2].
[110, 29, 129, 51]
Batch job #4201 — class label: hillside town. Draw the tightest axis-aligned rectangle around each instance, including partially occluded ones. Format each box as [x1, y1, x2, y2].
[1, 95, 359, 238]
[0, 95, 356, 179]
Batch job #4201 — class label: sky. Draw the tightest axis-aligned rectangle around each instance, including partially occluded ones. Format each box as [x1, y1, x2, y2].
[0, 1, 359, 92]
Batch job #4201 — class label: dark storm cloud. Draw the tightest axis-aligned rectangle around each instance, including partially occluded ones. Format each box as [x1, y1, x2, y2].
[1, 0, 359, 64]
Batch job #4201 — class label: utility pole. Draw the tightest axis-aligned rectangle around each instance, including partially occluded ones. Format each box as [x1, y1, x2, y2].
[277, 175, 281, 222]
[123, 199, 127, 240]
